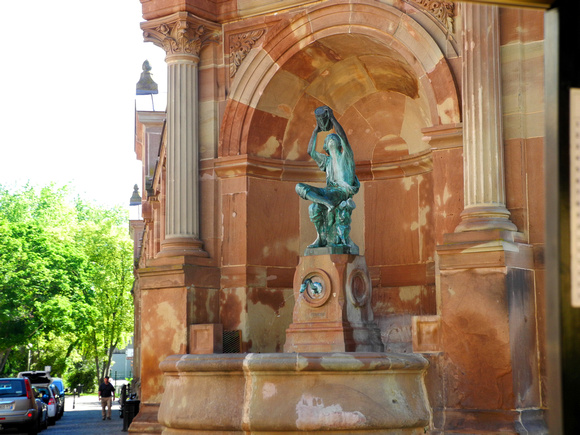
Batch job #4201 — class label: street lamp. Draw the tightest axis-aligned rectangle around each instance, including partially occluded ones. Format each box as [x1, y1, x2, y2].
[129, 185, 142, 221]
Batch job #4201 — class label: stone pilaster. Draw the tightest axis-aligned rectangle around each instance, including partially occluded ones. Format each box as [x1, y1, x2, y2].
[456, 3, 516, 232]
[130, 14, 222, 435]
[142, 12, 220, 256]
[426, 6, 546, 433]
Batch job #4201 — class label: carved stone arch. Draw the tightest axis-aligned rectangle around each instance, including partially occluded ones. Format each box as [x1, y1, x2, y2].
[219, 0, 461, 158]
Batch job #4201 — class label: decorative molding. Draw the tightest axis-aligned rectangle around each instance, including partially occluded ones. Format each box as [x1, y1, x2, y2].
[229, 29, 265, 78]
[408, 0, 456, 34]
[141, 12, 221, 58]
[211, 150, 432, 182]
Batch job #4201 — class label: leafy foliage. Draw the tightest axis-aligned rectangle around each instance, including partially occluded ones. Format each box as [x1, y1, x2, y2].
[0, 184, 134, 388]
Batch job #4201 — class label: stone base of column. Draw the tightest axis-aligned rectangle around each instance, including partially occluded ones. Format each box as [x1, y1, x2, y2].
[432, 230, 546, 434]
[128, 403, 163, 434]
[454, 205, 517, 232]
[134, 255, 220, 433]
[429, 408, 547, 434]
[158, 236, 209, 258]
[284, 254, 383, 353]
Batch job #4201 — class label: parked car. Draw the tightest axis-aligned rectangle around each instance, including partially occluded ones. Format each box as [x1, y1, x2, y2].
[34, 386, 58, 425]
[17, 371, 61, 425]
[0, 377, 40, 435]
[50, 378, 66, 418]
[32, 387, 49, 431]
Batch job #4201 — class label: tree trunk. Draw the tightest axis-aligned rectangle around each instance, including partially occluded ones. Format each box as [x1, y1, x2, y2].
[0, 349, 11, 374]
[92, 332, 101, 388]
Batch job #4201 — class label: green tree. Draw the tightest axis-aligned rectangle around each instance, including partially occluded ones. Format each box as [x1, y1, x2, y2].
[0, 184, 134, 386]
[0, 185, 89, 373]
[74, 201, 134, 385]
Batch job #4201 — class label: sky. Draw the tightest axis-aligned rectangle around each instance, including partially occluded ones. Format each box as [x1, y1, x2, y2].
[0, 1, 168, 209]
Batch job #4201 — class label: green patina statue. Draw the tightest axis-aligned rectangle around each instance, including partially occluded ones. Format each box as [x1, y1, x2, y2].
[296, 106, 360, 255]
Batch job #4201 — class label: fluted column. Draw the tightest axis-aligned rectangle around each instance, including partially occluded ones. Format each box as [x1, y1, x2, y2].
[142, 12, 220, 256]
[456, 3, 517, 232]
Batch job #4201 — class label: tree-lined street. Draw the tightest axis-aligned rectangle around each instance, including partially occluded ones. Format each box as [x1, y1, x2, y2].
[6, 395, 125, 435]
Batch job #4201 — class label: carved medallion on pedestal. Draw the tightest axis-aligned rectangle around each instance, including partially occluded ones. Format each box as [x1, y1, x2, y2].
[284, 254, 383, 353]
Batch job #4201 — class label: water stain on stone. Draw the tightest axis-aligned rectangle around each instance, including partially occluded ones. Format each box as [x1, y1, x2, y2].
[220, 290, 243, 330]
[248, 288, 286, 315]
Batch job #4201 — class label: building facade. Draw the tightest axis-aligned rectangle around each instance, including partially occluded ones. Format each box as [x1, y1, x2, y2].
[129, 0, 560, 433]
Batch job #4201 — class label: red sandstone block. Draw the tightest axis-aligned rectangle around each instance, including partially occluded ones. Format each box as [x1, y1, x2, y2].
[505, 138, 526, 210]
[355, 92, 407, 141]
[307, 5, 352, 35]
[427, 59, 461, 125]
[222, 192, 248, 265]
[246, 109, 288, 158]
[219, 288, 246, 331]
[379, 263, 431, 287]
[247, 179, 300, 265]
[500, 8, 522, 45]
[350, 3, 401, 35]
[526, 137, 546, 243]
[431, 148, 463, 243]
[281, 41, 339, 83]
[265, 267, 295, 288]
[365, 179, 421, 266]
[281, 94, 323, 161]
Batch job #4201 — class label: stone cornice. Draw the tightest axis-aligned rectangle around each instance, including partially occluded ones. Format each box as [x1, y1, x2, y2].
[207, 151, 433, 182]
[461, 0, 551, 8]
[141, 11, 221, 58]
[422, 123, 463, 150]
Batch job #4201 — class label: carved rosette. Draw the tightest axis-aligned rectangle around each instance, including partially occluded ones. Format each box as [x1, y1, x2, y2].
[141, 12, 221, 58]
[408, 0, 456, 34]
[229, 29, 265, 77]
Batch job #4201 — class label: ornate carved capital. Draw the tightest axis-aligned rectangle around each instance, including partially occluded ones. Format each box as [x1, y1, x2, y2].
[229, 29, 265, 77]
[141, 12, 221, 58]
[407, 0, 456, 34]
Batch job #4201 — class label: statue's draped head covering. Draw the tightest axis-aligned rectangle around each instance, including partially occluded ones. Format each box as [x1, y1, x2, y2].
[323, 133, 341, 155]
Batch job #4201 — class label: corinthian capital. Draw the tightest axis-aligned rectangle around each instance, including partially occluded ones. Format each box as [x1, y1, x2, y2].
[141, 12, 221, 58]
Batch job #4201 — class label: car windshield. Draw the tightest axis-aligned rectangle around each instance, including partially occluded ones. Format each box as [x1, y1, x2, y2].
[0, 380, 25, 397]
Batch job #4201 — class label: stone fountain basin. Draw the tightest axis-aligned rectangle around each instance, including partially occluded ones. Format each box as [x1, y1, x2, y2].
[158, 352, 430, 434]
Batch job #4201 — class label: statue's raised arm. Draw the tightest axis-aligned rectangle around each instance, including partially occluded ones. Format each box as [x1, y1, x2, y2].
[326, 108, 351, 149]
[307, 124, 326, 170]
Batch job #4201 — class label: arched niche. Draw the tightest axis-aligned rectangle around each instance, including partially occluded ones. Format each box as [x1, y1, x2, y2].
[218, 0, 461, 269]
[220, 1, 461, 161]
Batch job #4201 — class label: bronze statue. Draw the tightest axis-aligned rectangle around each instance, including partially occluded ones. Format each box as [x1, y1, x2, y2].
[296, 106, 360, 255]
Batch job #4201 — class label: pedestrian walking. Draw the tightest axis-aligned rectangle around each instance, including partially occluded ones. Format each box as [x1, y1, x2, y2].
[98, 376, 116, 420]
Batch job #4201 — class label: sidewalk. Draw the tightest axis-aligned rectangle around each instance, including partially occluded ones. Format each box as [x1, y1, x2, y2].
[8, 394, 126, 435]
[57, 394, 125, 434]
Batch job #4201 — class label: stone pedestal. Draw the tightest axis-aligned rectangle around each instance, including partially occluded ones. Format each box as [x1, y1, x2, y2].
[284, 254, 383, 353]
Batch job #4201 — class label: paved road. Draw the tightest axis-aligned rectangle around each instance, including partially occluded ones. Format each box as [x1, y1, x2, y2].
[5, 394, 126, 435]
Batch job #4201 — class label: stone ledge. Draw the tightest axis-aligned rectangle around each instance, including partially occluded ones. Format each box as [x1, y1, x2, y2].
[158, 352, 430, 433]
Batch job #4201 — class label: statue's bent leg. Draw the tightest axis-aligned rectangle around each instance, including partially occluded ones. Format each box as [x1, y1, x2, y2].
[308, 203, 327, 248]
[295, 183, 310, 199]
[296, 184, 336, 210]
